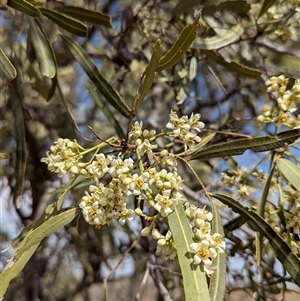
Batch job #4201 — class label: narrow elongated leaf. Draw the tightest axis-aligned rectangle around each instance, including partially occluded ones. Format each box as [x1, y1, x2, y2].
[172, 0, 200, 16]
[55, 6, 111, 27]
[40, 7, 88, 37]
[7, 0, 41, 18]
[61, 35, 131, 118]
[256, 166, 275, 263]
[188, 129, 300, 160]
[156, 23, 197, 72]
[0, 207, 79, 298]
[277, 158, 300, 191]
[268, 54, 300, 74]
[56, 80, 81, 132]
[168, 204, 210, 301]
[9, 85, 27, 209]
[29, 18, 57, 79]
[195, 24, 243, 50]
[209, 202, 226, 301]
[204, 50, 261, 79]
[258, 0, 277, 19]
[135, 40, 162, 108]
[210, 193, 300, 287]
[0, 48, 17, 80]
[203, 1, 251, 15]
[87, 84, 125, 139]
[11, 178, 76, 248]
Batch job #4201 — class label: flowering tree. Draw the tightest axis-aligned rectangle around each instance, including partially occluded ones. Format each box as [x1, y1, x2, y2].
[0, 0, 299, 301]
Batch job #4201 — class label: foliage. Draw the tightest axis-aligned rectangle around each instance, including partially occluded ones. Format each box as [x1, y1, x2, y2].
[0, 0, 300, 301]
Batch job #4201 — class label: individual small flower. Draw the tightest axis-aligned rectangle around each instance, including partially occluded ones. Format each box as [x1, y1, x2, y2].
[86, 153, 113, 179]
[129, 121, 143, 140]
[156, 230, 177, 260]
[136, 138, 157, 160]
[109, 157, 134, 178]
[154, 189, 173, 217]
[190, 240, 215, 275]
[127, 172, 150, 195]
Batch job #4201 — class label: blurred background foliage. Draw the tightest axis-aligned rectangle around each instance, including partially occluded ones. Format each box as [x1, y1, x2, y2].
[0, 0, 299, 300]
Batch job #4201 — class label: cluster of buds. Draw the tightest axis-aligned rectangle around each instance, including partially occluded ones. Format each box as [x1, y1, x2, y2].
[41, 110, 225, 275]
[257, 75, 300, 128]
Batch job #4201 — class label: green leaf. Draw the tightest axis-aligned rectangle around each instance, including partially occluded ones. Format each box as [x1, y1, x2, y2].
[209, 202, 226, 301]
[156, 23, 197, 72]
[56, 80, 81, 132]
[0, 207, 79, 298]
[210, 193, 300, 287]
[40, 7, 88, 37]
[9, 85, 27, 209]
[276, 158, 300, 191]
[55, 6, 111, 28]
[203, 1, 251, 15]
[267, 54, 300, 74]
[168, 204, 210, 301]
[0, 48, 17, 80]
[7, 0, 41, 18]
[258, 0, 277, 19]
[172, 0, 200, 16]
[195, 24, 244, 50]
[87, 83, 125, 139]
[135, 40, 162, 108]
[203, 50, 261, 79]
[188, 129, 300, 160]
[256, 166, 276, 263]
[61, 35, 131, 118]
[11, 178, 76, 248]
[29, 18, 57, 79]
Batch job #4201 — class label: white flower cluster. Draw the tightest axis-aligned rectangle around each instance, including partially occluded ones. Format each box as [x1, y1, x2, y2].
[42, 110, 225, 275]
[41, 138, 85, 177]
[166, 110, 205, 150]
[185, 204, 225, 275]
[257, 75, 300, 128]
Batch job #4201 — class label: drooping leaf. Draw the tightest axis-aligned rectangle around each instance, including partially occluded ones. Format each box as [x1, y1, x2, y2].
[188, 129, 300, 160]
[256, 166, 276, 263]
[0, 207, 79, 298]
[195, 24, 244, 50]
[7, 0, 41, 18]
[87, 83, 125, 139]
[210, 193, 300, 287]
[135, 39, 162, 108]
[40, 7, 88, 37]
[55, 6, 111, 27]
[172, 0, 200, 16]
[61, 35, 131, 118]
[28, 18, 57, 79]
[203, 50, 261, 79]
[276, 158, 300, 191]
[258, 0, 277, 19]
[168, 204, 210, 301]
[56, 80, 81, 132]
[11, 178, 77, 248]
[203, 1, 251, 15]
[267, 54, 300, 75]
[0, 48, 17, 80]
[9, 85, 27, 209]
[156, 23, 197, 72]
[209, 202, 227, 301]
